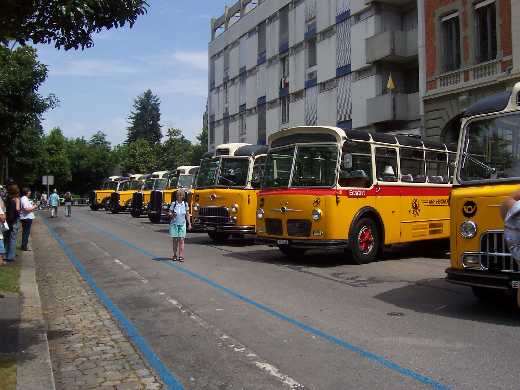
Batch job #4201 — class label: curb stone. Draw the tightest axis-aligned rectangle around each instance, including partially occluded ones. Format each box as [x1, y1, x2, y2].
[16, 249, 56, 390]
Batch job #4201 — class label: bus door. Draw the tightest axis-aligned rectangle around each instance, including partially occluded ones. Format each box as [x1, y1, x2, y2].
[374, 147, 401, 244]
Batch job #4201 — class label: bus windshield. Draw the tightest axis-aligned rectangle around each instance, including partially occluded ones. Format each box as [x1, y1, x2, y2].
[196, 158, 220, 188]
[107, 181, 118, 191]
[217, 158, 249, 187]
[154, 179, 168, 190]
[143, 179, 155, 190]
[459, 111, 520, 183]
[178, 175, 194, 188]
[263, 145, 338, 188]
[129, 181, 142, 190]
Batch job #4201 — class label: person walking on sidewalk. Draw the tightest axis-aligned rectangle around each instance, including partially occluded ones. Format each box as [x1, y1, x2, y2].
[4, 183, 20, 263]
[49, 189, 59, 218]
[20, 188, 37, 252]
[64, 191, 73, 217]
[168, 189, 191, 262]
[0, 197, 7, 266]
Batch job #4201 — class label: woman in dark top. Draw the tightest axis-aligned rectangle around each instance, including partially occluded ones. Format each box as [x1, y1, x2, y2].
[64, 191, 73, 217]
[4, 184, 20, 262]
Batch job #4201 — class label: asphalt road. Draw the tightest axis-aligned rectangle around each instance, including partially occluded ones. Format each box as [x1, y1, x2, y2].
[42, 208, 520, 390]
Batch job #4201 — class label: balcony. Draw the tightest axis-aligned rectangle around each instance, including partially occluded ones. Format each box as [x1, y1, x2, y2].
[366, 92, 420, 124]
[366, 29, 418, 64]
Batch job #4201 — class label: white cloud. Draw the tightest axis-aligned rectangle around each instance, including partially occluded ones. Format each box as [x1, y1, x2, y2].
[172, 51, 208, 71]
[129, 77, 208, 98]
[50, 59, 140, 77]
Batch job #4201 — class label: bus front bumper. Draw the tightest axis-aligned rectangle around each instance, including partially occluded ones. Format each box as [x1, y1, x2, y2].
[446, 268, 520, 290]
[257, 237, 349, 248]
[193, 223, 256, 235]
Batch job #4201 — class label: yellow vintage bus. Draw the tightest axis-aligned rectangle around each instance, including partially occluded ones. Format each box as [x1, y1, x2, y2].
[147, 166, 199, 224]
[192, 144, 267, 242]
[108, 174, 145, 214]
[446, 82, 520, 299]
[89, 176, 123, 211]
[130, 171, 169, 218]
[256, 126, 455, 263]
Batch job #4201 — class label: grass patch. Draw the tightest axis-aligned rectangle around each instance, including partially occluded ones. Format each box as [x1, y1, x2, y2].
[0, 264, 21, 294]
[0, 355, 16, 390]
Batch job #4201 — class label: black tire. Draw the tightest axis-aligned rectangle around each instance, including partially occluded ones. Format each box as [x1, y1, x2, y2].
[90, 204, 99, 211]
[130, 209, 141, 218]
[208, 232, 230, 243]
[278, 245, 306, 258]
[148, 214, 161, 224]
[110, 203, 119, 214]
[102, 199, 110, 210]
[471, 286, 504, 301]
[349, 217, 381, 264]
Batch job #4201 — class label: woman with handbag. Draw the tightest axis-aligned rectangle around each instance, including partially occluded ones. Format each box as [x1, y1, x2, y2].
[168, 189, 191, 262]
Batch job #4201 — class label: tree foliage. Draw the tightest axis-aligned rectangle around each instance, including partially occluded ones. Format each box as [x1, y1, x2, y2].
[159, 128, 193, 171]
[0, 0, 149, 50]
[191, 126, 208, 165]
[40, 127, 72, 187]
[116, 138, 158, 174]
[126, 89, 162, 145]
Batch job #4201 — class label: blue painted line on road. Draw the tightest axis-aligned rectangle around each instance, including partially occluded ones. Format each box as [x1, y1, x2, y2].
[42, 218, 184, 390]
[76, 217, 452, 390]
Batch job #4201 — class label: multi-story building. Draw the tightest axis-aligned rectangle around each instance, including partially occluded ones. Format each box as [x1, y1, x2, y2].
[422, 0, 519, 144]
[208, 0, 421, 150]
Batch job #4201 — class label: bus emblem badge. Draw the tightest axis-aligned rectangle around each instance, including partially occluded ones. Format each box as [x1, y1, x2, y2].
[463, 200, 477, 217]
[210, 194, 217, 201]
[409, 198, 421, 217]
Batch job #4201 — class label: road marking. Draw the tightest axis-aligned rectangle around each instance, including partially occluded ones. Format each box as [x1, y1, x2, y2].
[75, 215, 452, 390]
[42, 219, 184, 390]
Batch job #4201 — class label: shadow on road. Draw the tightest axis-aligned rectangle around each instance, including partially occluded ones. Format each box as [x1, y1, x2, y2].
[375, 278, 520, 326]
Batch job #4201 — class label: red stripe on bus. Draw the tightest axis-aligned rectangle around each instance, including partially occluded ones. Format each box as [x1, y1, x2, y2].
[259, 186, 451, 197]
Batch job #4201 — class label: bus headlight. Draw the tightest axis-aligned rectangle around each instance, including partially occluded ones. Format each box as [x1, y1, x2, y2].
[257, 209, 264, 219]
[193, 203, 200, 212]
[231, 204, 239, 213]
[312, 209, 322, 221]
[460, 221, 477, 239]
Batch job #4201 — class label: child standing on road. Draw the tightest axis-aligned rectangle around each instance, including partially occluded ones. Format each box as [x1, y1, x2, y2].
[168, 189, 191, 262]
[49, 189, 59, 218]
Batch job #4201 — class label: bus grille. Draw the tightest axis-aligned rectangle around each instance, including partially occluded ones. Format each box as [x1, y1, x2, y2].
[287, 220, 311, 237]
[132, 192, 143, 210]
[480, 231, 519, 272]
[149, 191, 163, 213]
[199, 207, 229, 225]
[265, 219, 283, 236]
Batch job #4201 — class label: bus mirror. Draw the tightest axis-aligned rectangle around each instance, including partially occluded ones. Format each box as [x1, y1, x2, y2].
[342, 154, 353, 169]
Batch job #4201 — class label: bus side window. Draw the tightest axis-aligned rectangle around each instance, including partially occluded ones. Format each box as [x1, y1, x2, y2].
[375, 148, 398, 182]
[426, 151, 449, 184]
[400, 148, 425, 183]
[339, 142, 373, 188]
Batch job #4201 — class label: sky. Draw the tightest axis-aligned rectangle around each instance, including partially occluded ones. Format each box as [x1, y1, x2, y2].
[37, 0, 232, 146]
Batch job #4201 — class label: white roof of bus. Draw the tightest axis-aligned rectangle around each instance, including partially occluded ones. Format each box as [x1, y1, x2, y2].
[152, 171, 169, 178]
[176, 166, 199, 174]
[129, 174, 145, 180]
[268, 126, 345, 145]
[216, 143, 251, 156]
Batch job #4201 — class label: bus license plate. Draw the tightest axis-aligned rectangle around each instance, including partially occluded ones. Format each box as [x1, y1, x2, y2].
[277, 240, 289, 245]
[206, 226, 216, 231]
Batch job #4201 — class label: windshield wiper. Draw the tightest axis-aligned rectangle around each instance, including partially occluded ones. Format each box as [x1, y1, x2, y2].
[218, 176, 238, 186]
[462, 152, 497, 176]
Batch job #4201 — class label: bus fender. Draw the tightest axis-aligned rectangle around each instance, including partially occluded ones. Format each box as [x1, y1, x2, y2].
[348, 207, 385, 244]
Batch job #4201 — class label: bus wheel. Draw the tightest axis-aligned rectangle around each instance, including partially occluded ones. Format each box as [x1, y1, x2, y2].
[208, 232, 229, 243]
[471, 286, 503, 301]
[110, 205, 119, 214]
[349, 217, 381, 264]
[278, 245, 306, 258]
[130, 209, 141, 218]
[90, 204, 99, 211]
[148, 214, 161, 224]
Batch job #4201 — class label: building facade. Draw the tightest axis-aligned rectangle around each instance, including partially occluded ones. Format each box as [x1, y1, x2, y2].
[423, 0, 520, 144]
[208, 0, 420, 150]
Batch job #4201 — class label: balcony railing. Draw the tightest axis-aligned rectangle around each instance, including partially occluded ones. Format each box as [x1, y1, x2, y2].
[430, 59, 502, 94]
[366, 92, 420, 124]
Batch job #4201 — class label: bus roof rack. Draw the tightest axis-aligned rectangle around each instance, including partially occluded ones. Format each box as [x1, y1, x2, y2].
[235, 145, 268, 157]
[463, 90, 512, 117]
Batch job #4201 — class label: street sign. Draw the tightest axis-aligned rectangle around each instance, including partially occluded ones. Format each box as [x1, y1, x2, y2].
[42, 175, 54, 185]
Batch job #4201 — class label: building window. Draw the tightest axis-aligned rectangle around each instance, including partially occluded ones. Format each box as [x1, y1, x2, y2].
[282, 56, 290, 79]
[475, 0, 497, 63]
[258, 104, 267, 145]
[239, 114, 247, 142]
[441, 12, 461, 72]
[223, 118, 229, 144]
[209, 115, 215, 146]
[281, 97, 290, 124]
[224, 83, 229, 107]
[279, 6, 289, 47]
[258, 22, 266, 56]
[307, 38, 317, 68]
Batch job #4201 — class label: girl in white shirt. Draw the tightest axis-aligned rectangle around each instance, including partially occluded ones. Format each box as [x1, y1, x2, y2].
[20, 188, 37, 251]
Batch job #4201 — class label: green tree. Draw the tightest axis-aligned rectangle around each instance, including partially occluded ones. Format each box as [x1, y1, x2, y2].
[9, 123, 45, 186]
[0, 0, 148, 50]
[159, 128, 193, 171]
[126, 89, 162, 145]
[117, 138, 157, 174]
[0, 45, 57, 182]
[40, 127, 72, 189]
[191, 126, 208, 165]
